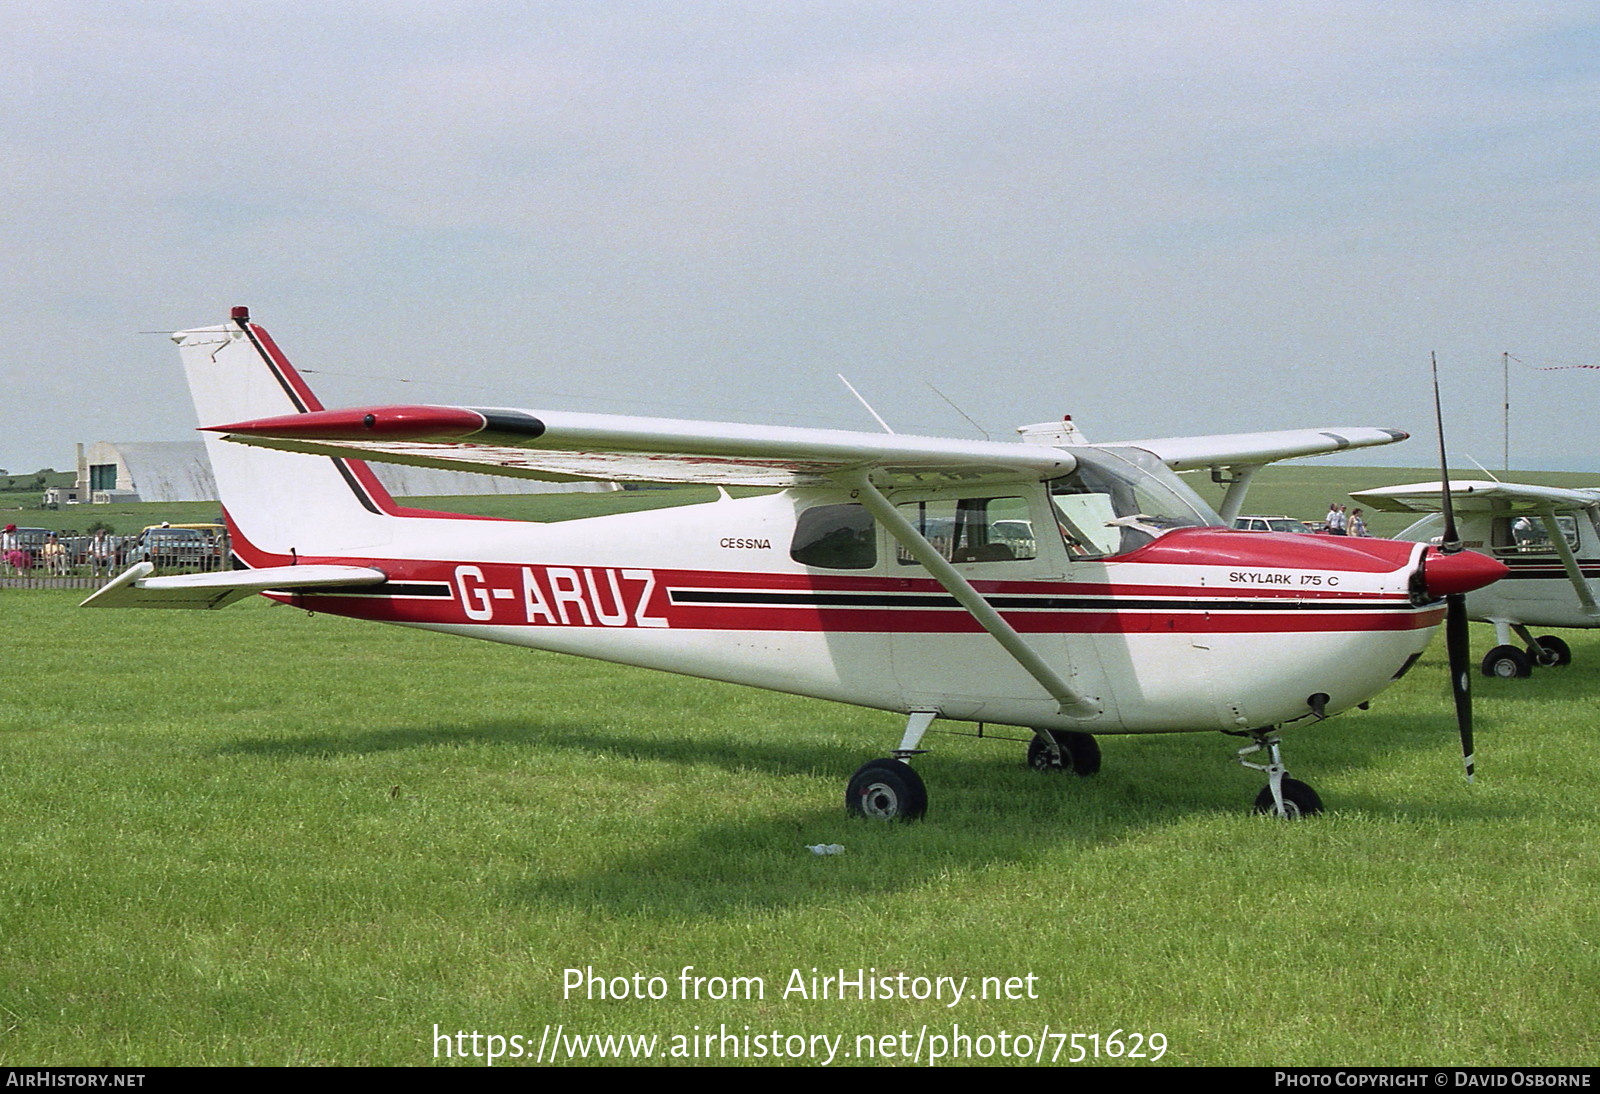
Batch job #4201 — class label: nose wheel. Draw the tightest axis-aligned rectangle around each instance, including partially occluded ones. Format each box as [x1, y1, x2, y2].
[1236, 731, 1323, 818]
[1251, 777, 1323, 818]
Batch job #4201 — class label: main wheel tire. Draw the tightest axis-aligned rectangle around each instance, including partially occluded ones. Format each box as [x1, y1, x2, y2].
[845, 758, 928, 821]
[1527, 635, 1572, 667]
[1061, 731, 1102, 776]
[1026, 730, 1101, 776]
[1252, 777, 1324, 819]
[1482, 644, 1533, 678]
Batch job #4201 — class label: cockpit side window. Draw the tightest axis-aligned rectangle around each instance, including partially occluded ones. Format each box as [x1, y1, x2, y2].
[1047, 447, 1221, 558]
[1490, 514, 1580, 556]
[791, 503, 877, 569]
[1049, 481, 1124, 557]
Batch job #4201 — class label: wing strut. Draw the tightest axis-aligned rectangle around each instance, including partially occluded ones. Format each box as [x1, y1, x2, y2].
[843, 472, 1100, 719]
[1213, 464, 1262, 526]
[1536, 506, 1600, 615]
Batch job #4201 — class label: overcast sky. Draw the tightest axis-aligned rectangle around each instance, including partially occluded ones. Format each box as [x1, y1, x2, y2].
[4, 2, 1597, 476]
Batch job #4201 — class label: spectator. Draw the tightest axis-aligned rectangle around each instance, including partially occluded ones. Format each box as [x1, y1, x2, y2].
[41, 533, 67, 575]
[2, 524, 29, 572]
[90, 528, 115, 576]
[1349, 508, 1370, 538]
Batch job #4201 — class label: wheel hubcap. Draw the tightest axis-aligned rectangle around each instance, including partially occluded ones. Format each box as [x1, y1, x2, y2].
[862, 783, 898, 817]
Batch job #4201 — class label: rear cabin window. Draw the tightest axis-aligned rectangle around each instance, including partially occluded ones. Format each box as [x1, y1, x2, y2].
[790, 504, 876, 569]
[894, 496, 1037, 565]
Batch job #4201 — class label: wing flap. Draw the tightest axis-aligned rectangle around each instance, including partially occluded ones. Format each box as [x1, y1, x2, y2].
[81, 563, 389, 610]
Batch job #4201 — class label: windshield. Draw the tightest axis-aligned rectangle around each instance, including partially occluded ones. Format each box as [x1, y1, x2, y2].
[1048, 446, 1223, 557]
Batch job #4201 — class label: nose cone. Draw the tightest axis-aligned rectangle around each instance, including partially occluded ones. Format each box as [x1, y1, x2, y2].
[1421, 547, 1508, 598]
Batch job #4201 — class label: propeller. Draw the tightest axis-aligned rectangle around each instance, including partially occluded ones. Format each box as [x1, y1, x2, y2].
[1431, 352, 1475, 782]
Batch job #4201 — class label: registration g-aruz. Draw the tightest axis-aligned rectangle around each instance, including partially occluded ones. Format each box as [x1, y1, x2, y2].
[86, 308, 1505, 820]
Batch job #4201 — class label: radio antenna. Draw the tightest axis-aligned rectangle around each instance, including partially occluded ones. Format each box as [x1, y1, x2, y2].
[837, 374, 895, 434]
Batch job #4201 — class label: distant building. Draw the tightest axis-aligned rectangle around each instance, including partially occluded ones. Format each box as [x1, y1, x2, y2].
[76, 441, 615, 503]
[80, 442, 214, 503]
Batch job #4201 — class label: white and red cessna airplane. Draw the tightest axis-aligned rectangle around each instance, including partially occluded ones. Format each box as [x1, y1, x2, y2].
[85, 308, 1506, 819]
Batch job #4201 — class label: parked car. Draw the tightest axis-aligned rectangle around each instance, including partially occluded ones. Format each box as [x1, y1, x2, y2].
[1232, 515, 1315, 534]
[129, 524, 226, 570]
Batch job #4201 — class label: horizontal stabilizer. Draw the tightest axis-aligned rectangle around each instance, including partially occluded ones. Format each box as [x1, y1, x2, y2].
[80, 562, 388, 610]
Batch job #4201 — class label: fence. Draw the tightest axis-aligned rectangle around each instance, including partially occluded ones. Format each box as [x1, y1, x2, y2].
[2, 529, 231, 588]
[2, 574, 117, 591]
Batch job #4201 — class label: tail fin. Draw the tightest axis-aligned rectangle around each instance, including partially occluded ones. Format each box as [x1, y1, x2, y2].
[176, 307, 400, 561]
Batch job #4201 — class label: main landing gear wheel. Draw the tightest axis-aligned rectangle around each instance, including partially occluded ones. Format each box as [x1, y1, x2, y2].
[1527, 635, 1572, 667]
[846, 758, 928, 821]
[1026, 730, 1102, 776]
[1482, 645, 1533, 678]
[1252, 777, 1324, 819]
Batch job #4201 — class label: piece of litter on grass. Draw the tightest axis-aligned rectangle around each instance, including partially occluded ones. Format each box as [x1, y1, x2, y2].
[806, 844, 846, 855]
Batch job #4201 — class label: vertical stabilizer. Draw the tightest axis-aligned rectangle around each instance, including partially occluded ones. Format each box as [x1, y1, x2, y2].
[175, 308, 398, 560]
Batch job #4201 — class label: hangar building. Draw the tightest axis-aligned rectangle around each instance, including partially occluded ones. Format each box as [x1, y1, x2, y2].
[76, 441, 614, 504]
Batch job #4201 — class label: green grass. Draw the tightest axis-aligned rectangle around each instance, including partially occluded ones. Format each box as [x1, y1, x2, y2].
[3, 590, 1598, 1066]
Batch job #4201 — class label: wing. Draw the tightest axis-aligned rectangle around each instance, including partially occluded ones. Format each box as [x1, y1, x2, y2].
[203, 404, 1078, 487]
[1352, 480, 1600, 515]
[81, 562, 388, 610]
[207, 407, 1411, 489]
[1114, 427, 1410, 472]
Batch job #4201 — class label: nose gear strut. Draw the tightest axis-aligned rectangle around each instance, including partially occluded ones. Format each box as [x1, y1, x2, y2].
[1234, 730, 1324, 818]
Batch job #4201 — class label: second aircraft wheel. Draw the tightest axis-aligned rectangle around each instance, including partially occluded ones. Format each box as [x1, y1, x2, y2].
[1482, 645, 1533, 678]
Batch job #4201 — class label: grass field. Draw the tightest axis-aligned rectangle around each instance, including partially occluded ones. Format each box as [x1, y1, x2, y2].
[4, 467, 1599, 1067]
